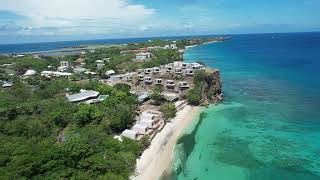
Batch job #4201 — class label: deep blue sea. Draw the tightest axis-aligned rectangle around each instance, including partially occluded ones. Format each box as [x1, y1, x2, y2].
[169, 32, 320, 180]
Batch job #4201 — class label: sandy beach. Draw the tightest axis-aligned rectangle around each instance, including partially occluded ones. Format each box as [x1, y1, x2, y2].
[132, 105, 201, 180]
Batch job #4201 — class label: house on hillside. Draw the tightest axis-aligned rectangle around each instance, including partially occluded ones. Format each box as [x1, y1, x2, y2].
[66, 89, 99, 103]
[136, 52, 152, 61]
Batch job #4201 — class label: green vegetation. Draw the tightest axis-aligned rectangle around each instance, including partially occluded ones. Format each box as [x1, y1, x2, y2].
[160, 102, 177, 121]
[0, 79, 142, 179]
[187, 89, 201, 105]
[150, 86, 166, 106]
[0, 37, 221, 179]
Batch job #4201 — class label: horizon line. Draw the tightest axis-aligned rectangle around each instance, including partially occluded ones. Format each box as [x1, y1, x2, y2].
[1, 31, 319, 46]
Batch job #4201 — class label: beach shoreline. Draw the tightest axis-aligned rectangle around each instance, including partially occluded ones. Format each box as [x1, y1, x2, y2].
[132, 105, 201, 180]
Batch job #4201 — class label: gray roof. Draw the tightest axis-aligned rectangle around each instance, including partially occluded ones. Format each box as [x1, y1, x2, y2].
[137, 92, 149, 103]
[66, 90, 99, 102]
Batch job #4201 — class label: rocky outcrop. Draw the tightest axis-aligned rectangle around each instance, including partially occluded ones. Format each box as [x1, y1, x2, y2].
[199, 69, 223, 106]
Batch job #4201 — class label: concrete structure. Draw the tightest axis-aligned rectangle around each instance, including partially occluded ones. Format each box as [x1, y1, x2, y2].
[170, 44, 177, 49]
[175, 68, 183, 74]
[105, 70, 116, 76]
[66, 89, 99, 103]
[136, 52, 152, 61]
[23, 69, 36, 77]
[85, 95, 109, 104]
[58, 61, 69, 72]
[154, 79, 163, 85]
[163, 92, 179, 102]
[166, 80, 175, 89]
[153, 67, 160, 74]
[140, 119, 154, 128]
[2, 81, 13, 88]
[144, 77, 153, 85]
[121, 129, 138, 140]
[132, 124, 148, 134]
[96, 60, 105, 69]
[144, 68, 153, 74]
[41, 71, 73, 77]
[185, 69, 194, 76]
[74, 67, 86, 74]
[179, 81, 189, 89]
[138, 75, 144, 81]
[136, 91, 149, 103]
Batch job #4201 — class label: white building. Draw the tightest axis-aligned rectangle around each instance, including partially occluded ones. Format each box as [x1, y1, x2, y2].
[154, 79, 163, 85]
[41, 71, 73, 77]
[132, 124, 148, 134]
[136, 52, 152, 61]
[66, 89, 100, 103]
[58, 61, 69, 72]
[74, 67, 86, 74]
[105, 70, 116, 76]
[23, 69, 37, 77]
[121, 129, 138, 140]
[170, 44, 177, 49]
[144, 77, 153, 84]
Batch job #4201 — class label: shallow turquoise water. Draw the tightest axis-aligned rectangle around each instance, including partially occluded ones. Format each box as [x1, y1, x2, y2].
[168, 33, 320, 180]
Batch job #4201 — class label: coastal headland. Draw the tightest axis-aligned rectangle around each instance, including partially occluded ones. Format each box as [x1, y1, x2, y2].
[0, 37, 225, 179]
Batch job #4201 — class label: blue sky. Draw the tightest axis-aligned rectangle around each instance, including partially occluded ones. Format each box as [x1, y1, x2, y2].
[0, 0, 319, 44]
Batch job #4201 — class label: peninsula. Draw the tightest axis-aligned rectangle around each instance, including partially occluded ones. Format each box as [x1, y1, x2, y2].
[0, 37, 225, 179]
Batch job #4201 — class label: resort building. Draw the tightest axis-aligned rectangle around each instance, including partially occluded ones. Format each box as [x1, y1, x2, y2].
[190, 63, 204, 70]
[105, 70, 116, 76]
[132, 124, 148, 134]
[23, 69, 37, 77]
[175, 68, 183, 74]
[2, 81, 13, 88]
[41, 71, 73, 78]
[136, 91, 149, 104]
[185, 69, 194, 76]
[154, 79, 163, 85]
[121, 129, 138, 140]
[153, 67, 160, 74]
[140, 119, 155, 129]
[179, 81, 189, 89]
[95, 60, 105, 69]
[74, 67, 86, 74]
[136, 52, 152, 61]
[163, 92, 179, 102]
[85, 95, 109, 104]
[170, 44, 177, 49]
[58, 61, 69, 72]
[144, 77, 153, 85]
[66, 89, 100, 103]
[144, 68, 153, 74]
[166, 80, 175, 89]
[138, 75, 144, 81]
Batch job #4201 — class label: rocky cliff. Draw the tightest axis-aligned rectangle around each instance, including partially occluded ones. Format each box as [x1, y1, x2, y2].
[198, 69, 223, 106]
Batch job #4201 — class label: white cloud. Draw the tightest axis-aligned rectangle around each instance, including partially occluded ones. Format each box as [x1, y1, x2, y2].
[0, 0, 155, 35]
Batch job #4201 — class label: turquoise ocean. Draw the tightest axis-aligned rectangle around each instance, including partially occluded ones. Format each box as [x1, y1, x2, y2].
[168, 33, 320, 180]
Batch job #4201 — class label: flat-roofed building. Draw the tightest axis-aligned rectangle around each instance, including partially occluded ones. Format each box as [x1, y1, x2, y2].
[121, 129, 138, 140]
[153, 67, 160, 74]
[144, 68, 153, 74]
[136, 52, 152, 61]
[185, 69, 194, 76]
[166, 80, 175, 89]
[66, 90, 99, 103]
[154, 79, 163, 85]
[179, 81, 190, 89]
[175, 68, 183, 74]
[144, 77, 153, 85]
[132, 124, 148, 134]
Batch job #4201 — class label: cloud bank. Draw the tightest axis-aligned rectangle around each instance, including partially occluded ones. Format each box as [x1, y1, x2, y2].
[0, 0, 155, 35]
